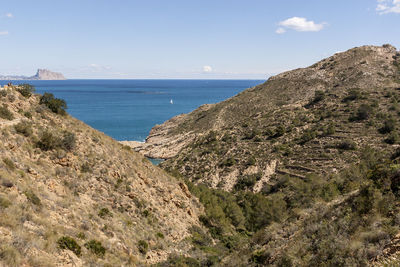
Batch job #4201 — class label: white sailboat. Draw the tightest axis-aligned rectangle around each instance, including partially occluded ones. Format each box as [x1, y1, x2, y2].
[170, 99, 173, 104]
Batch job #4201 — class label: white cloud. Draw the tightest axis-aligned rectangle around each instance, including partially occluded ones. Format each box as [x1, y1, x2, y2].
[0, 31, 9, 35]
[88, 63, 111, 71]
[203, 65, 212, 73]
[376, 0, 400, 14]
[5, 13, 13, 18]
[276, 17, 325, 33]
[275, 27, 286, 34]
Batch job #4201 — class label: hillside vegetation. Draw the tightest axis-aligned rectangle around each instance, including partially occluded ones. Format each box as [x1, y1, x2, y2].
[0, 84, 203, 266]
[130, 45, 400, 266]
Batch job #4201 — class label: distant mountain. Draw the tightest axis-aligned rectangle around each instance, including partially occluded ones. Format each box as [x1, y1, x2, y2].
[0, 69, 66, 80]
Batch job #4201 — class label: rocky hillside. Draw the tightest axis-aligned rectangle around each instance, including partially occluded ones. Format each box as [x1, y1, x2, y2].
[131, 44, 400, 193]
[0, 84, 202, 266]
[118, 45, 400, 266]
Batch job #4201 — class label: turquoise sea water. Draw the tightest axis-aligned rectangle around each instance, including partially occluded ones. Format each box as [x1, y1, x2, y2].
[0, 80, 263, 141]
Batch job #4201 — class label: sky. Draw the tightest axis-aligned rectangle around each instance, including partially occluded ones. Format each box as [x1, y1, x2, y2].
[0, 0, 399, 79]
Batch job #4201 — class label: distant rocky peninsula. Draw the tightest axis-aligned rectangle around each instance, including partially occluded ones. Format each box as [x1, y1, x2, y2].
[0, 69, 66, 80]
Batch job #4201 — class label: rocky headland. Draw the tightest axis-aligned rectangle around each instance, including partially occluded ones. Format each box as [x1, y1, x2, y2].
[0, 69, 66, 80]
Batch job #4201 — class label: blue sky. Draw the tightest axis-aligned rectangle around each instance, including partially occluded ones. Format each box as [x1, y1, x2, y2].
[0, 0, 399, 79]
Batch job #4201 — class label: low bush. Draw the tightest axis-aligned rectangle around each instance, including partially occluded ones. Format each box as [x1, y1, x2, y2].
[350, 104, 373, 121]
[24, 190, 41, 206]
[2, 158, 15, 170]
[336, 140, 357, 150]
[0, 105, 14, 120]
[23, 111, 32, 119]
[156, 232, 164, 239]
[37, 130, 76, 151]
[37, 131, 61, 151]
[342, 89, 362, 102]
[16, 84, 35, 98]
[80, 162, 92, 173]
[14, 121, 32, 137]
[299, 129, 317, 144]
[39, 92, 67, 115]
[385, 132, 399, 144]
[62, 132, 76, 151]
[379, 119, 396, 134]
[235, 173, 262, 191]
[313, 90, 326, 103]
[138, 240, 149, 254]
[98, 207, 112, 218]
[220, 157, 236, 167]
[84, 240, 105, 257]
[57, 236, 81, 256]
[0, 196, 11, 209]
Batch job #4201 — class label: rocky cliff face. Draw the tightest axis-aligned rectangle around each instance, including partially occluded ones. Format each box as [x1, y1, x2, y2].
[0, 85, 202, 266]
[0, 69, 66, 80]
[32, 69, 66, 80]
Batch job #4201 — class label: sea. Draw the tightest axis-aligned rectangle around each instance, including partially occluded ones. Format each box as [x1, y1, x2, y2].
[0, 79, 263, 142]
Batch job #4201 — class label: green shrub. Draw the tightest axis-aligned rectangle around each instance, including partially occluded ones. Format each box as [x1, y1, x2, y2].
[379, 119, 396, 134]
[84, 240, 105, 257]
[336, 140, 357, 150]
[299, 129, 317, 144]
[313, 90, 326, 103]
[24, 190, 41, 206]
[14, 121, 32, 137]
[246, 156, 257, 166]
[80, 162, 92, 173]
[37, 130, 75, 151]
[16, 84, 35, 98]
[350, 104, 373, 121]
[2, 158, 15, 170]
[57, 236, 81, 256]
[342, 89, 362, 102]
[77, 232, 86, 239]
[37, 130, 61, 151]
[272, 125, 286, 138]
[62, 132, 76, 151]
[190, 225, 212, 247]
[165, 254, 201, 267]
[98, 207, 112, 218]
[137, 240, 148, 254]
[156, 232, 164, 239]
[0, 105, 14, 120]
[385, 132, 399, 144]
[0, 196, 11, 209]
[220, 157, 236, 167]
[323, 123, 336, 136]
[23, 111, 32, 119]
[235, 173, 262, 191]
[39, 92, 67, 115]
[251, 249, 270, 265]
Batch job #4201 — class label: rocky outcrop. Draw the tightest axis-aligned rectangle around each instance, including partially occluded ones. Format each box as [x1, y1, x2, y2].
[0, 69, 66, 80]
[32, 69, 66, 80]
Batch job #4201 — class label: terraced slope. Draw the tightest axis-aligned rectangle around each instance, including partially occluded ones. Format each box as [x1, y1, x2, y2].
[0, 85, 202, 266]
[132, 44, 400, 192]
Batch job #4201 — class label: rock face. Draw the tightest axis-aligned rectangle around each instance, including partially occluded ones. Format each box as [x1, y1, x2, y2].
[133, 44, 400, 192]
[32, 69, 66, 80]
[0, 85, 202, 266]
[0, 69, 66, 80]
